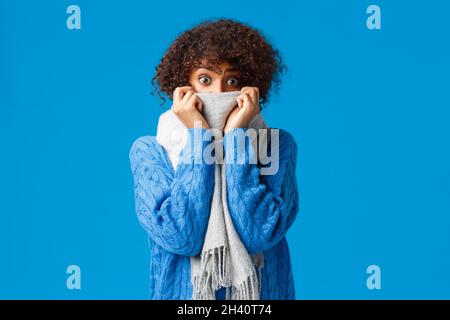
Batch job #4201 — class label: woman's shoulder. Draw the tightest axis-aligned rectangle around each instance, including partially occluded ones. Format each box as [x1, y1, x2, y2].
[130, 135, 160, 154]
[129, 135, 170, 169]
[268, 127, 297, 154]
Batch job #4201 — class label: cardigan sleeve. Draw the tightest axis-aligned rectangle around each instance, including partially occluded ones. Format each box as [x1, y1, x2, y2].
[223, 127, 299, 255]
[129, 127, 215, 256]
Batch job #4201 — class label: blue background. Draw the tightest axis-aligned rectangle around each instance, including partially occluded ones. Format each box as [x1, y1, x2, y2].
[1, 0, 449, 299]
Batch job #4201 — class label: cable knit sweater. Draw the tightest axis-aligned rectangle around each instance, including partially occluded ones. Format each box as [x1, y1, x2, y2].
[129, 126, 299, 299]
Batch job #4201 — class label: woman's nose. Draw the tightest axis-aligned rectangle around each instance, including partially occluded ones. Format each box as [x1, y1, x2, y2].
[209, 82, 224, 93]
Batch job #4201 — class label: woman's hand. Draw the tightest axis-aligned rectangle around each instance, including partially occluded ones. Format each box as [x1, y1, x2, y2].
[224, 87, 261, 134]
[171, 86, 209, 129]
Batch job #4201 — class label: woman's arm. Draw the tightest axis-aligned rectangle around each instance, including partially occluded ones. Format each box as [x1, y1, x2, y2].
[129, 127, 215, 256]
[223, 127, 299, 255]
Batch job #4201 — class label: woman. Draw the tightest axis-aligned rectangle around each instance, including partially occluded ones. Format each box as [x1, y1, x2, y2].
[129, 18, 299, 299]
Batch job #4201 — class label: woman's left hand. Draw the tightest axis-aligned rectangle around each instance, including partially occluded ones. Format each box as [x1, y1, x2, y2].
[224, 87, 261, 134]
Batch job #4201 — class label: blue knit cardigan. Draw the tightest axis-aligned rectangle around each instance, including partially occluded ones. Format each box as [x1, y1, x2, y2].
[129, 127, 299, 299]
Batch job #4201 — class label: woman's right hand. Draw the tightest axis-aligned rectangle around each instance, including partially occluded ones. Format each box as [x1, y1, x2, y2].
[171, 86, 209, 129]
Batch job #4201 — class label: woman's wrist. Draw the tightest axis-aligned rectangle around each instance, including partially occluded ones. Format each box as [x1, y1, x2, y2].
[224, 124, 248, 134]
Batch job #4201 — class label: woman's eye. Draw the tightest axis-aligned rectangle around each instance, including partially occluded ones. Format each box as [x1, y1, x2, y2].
[227, 77, 239, 86]
[199, 76, 211, 85]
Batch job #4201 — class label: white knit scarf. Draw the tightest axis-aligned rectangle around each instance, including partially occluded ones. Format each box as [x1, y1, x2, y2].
[156, 91, 267, 300]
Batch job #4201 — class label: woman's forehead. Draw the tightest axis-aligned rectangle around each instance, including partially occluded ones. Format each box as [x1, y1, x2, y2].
[194, 61, 240, 74]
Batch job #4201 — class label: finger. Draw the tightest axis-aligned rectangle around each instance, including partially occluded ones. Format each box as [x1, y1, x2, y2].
[236, 95, 244, 108]
[244, 87, 258, 104]
[180, 90, 194, 105]
[243, 93, 258, 114]
[173, 87, 181, 103]
[177, 86, 193, 94]
[248, 90, 258, 105]
[241, 92, 251, 106]
[174, 86, 193, 102]
[253, 87, 260, 102]
[197, 99, 203, 112]
[188, 94, 203, 112]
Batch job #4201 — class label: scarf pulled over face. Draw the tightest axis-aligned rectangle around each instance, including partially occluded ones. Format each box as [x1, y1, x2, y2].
[195, 91, 241, 132]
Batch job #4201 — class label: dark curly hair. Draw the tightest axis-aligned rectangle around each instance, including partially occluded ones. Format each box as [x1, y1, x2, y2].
[151, 18, 287, 109]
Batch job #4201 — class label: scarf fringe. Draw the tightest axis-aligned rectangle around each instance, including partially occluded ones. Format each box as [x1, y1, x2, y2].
[192, 245, 263, 300]
[230, 266, 262, 300]
[192, 246, 231, 300]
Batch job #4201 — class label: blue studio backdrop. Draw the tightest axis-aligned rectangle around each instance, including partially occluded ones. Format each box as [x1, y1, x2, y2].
[1, 1, 449, 299]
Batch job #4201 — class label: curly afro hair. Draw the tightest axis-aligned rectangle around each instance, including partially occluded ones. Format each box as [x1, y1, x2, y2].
[151, 18, 287, 109]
